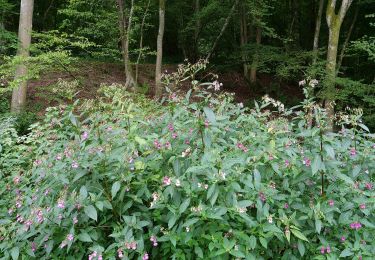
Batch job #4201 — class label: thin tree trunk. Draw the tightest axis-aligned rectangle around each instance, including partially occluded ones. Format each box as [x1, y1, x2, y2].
[194, 0, 201, 61]
[325, 0, 353, 130]
[250, 27, 261, 83]
[155, 0, 166, 98]
[0, 21, 4, 52]
[135, 0, 151, 84]
[337, 1, 359, 74]
[11, 0, 34, 113]
[313, 0, 325, 64]
[240, 1, 249, 80]
[206, 0, 240, 60]
[117, 0, 137, 90]
[42, 0, 54, 30]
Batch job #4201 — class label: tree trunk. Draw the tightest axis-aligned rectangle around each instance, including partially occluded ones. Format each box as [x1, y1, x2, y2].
[0, 21, 4, 53]
[239, 1, 249, 80]
[325, 0, 353, 129]
[206, 0, 240, 60]
[313, 0, 325, 64]
[155, 0, 166, 98]
[194, 0, 201, 61]
[250, 27, 261, 83]
[11, 0, 34, 113]
[135, 0, 151, 84]
[337, 1, 360, 74]
[117, 0, 137, 90]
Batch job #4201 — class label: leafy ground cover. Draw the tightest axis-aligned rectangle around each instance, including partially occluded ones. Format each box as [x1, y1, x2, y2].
[0, 79, 374, 259]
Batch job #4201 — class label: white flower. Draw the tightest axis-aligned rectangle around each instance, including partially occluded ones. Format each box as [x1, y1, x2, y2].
[175, 179, 181, 187]
[212, 80, 222, 91]
[299, 80, 306, 86]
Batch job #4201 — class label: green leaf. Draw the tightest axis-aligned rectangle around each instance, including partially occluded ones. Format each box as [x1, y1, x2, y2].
[290, 228, 309, 242]
[179, 198, 191, 214]
[324, 145, 335, 158]
[79, 186, 88, 199]
[297, 240, 305, 257]
[249, 236, 257, 250]
[111, 181, 121, 199]
[168, 214, 178, 229]
[230, 250, 246, 258]
[203, 107, 216, 123]
[207, 184, 216, 199]
[259, 237, 268, 249]
[339, 248, 353, 257]
[253, 169, 261, 190]
[183, 218, 199, 227]
[315, 219, 322, 234]
[195, 246, 204, 258]
[311, 155, 321, 175]
[78, 232, 92, 242]
[334, 172, 354, 185]
[358, 123, 369, 132]
[135, 136, 147, 146]
[84, 205, 98, 221]
[10, 247, 19, 260]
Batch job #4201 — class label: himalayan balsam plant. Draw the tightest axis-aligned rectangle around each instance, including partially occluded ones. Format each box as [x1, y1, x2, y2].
[0, 72, 374, 260]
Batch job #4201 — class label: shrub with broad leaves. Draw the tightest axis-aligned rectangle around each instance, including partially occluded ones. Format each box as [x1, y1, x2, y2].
[0, 76, 374, 260]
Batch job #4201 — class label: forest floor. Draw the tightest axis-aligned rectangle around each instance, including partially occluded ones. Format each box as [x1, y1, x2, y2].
[26, 60, 304, 115]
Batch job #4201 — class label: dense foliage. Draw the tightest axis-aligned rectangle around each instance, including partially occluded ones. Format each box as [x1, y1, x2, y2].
[0, 78, 374, 259]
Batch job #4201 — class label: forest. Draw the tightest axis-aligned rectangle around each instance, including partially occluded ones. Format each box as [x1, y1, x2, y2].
[0, 0, 374, 259]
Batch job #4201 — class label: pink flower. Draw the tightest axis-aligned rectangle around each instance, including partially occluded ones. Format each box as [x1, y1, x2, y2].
[204, 120, 210, 128]
[359, 204, 366, 209]
[81, 131, 89, 141]
[165, 141, 171, 149]
[67, 234, 74, 241]
[350, 222, 362, 230]
[285, 160, 290, 167]
[284, 203, 289, 209]
[125, 241, 137, 250]
[154, 139, 162, 150]
[258, 192, 266, 202]
[350, 148, 356, 156]
[57, 199, 65, 209]
[320, 246, 325, 254]
[150, 235, 158, 247]
[73, 216, 78, 224]
[185, 139, 190, 144]
[326, 246, 331, 253]
[237, 143, 248, 152]
[303, 157, 311, 167]
[72, 161, 79, 169]
[88, 251, 97, 260]
[163, 176, 171, 186]
[143, 253, 149, 260]
[341, 236, 346, 242]
[328, 200, 334, 207]
[167, 123, 174, 132]
[31, 242, 36, 252]
[117, 248, 124, 258]
[60, 241, 67, 249]
[172, 132, 178, 139]
[365, 182, 373, 190]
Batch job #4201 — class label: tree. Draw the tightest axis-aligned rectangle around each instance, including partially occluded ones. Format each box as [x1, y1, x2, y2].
[117, 0, 137, 89]
[155, 0, 165, 98]
[206, 0, 240, 60]
[313, 0, 325, 64]
[325, 0, 353, 128]
[11, 0, 34, 113]
[250, 27, 261, 83]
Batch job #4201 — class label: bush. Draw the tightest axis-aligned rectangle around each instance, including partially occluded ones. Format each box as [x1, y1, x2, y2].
[0, 81, 374, 260]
